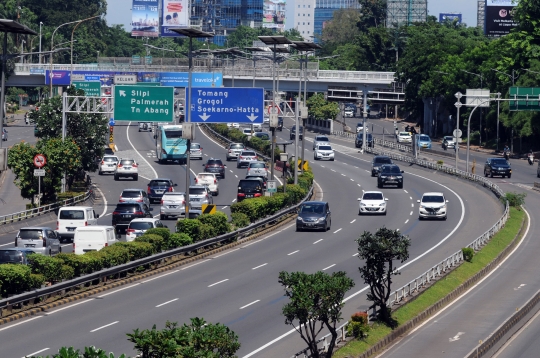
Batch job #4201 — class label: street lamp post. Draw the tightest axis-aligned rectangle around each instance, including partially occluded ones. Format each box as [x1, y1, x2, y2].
[39, 22, 43, 64]
[461, 69, 484, 145]
[491, 68, 519, 153]
[20, 40, 25, 63]
[454, 92, 463, 170]
[70, 15, 100, 84]
[496, 92, 501, 152]
[466, 99, 491, 172]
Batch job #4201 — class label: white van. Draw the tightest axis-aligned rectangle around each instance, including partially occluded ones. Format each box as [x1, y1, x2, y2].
[73, 226, 117, 255]
[56, 206, 99, 242]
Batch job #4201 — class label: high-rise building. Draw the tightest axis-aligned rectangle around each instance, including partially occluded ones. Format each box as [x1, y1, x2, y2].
[386, 0, 427, 28]
[477, 0, 485, 30]
[189, 0, 264, 45]
[286, 0, 316, 40]
[313, 0, 360, 41]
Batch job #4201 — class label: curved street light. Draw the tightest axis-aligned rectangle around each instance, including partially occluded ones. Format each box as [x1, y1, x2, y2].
[70, 15, 100, 84]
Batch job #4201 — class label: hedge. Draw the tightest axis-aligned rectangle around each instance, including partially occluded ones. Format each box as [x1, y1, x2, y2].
[0, 264, 43, 297]
[210, 124, 281, 159]
[135, 234, 165, 253]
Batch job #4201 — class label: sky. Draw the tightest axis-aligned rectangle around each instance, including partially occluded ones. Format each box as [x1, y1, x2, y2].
[104, 0, 479, 32]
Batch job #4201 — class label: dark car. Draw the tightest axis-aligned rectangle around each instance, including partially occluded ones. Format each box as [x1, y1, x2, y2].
[377, 164, 404, 188]
[246, 175, 268, 189]
[0, 248, 36, 265]
[147, 178, 177, 203]
[484, 158, 512, 178]
[371, 156, 393, 177]
[254, 132, 270, 141]
[104, 147, 114, 156]
[237, 178, 265, 202]
[112, 202, 153, 233]
[355, 132, 373, 148]
[277, 117, 284, 131]
[296, 201, 331, 232]
[290, 125, 304, 140]
[204, 158, 226, 179]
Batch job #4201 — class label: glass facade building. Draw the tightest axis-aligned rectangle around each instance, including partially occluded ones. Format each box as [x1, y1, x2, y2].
[313, 0, 359, 42]
[190, 0, 263, 45]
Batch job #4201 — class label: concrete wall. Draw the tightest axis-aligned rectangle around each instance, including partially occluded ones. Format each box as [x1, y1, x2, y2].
[305, 117, 333, 134]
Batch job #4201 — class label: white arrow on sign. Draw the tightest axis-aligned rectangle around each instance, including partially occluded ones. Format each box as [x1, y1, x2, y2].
[247, 113, 258, 122]
[119, 90, 126, 97]
[199, 113, 211, 121]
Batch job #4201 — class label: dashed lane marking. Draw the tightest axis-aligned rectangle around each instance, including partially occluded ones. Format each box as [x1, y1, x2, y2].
[288, 250, 299, 255]
[333, 228, 342, 233]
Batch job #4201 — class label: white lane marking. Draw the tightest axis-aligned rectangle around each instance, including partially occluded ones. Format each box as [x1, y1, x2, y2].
[354, 166, 359, 168]
[24, 348, 49, 357]
[351, 179, 354, 181]
[240, 300, 260, 309]
[126, 122, 158, 178]
[244, 169, 469, 358]
[411, 203, 414, 207]
[321, 165, 325, 168]
[98, 284, 141, 298]
[353, 253, 359, 256]
[141, 175, 151, 180]
[404, 189, 408, 193]
[323, 264, 336, 271]
[46, 299, 93, 314]
[104, 212, 112, 216]
[350, 219, 356, 223]
[331, 169, 336, 172]
[232, 199, 237, 203]
[410, 196, 413, 200]
[235, 175, 238, 178]
[341, 174, 346, 176]
[365, 170, 370, 173]
[212, 248, 240, 258]
[230, 170, 233, 173]
[410, 211, 413, 215]
[313, 239, 323, 244]
[204, 153, 208, 156]
[288, 250, 299, 255]
[333, 228, 342, 233]
[90, 321, 119, 332]
[156, 298, 179, 307]
[96, 186, 108, 218]
[0, 316, 42, 332]
[180, 259, 211, 270]
[142, 270, 179, 283]
[514, 284, 527, 291]
[357, 184, 361, 187]
[221, 206, 228, 210]
[208, 279, 229, 287]
[449, 332, 465, 342]
[0, 243, 11, 247]
[405, 219, 409, 224]
[252, 263, 268, 270]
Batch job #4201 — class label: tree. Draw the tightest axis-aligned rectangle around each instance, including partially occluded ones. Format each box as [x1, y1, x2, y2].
[356, 227, 410, 326]
[127, 317, 240, 358]
[357, 0, 387, 31]
[278, 271, 355, 358]
[321, 9, 361, 49]
[29, 87, 108, 172]
[306, 93, 340, 120]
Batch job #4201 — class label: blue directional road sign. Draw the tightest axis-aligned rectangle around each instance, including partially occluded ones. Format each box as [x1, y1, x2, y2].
[109, 118, 115, 127]
[189, 87, 264, 123]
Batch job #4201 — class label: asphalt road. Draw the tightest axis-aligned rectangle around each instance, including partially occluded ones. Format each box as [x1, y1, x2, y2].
[0, 119, 504, 358]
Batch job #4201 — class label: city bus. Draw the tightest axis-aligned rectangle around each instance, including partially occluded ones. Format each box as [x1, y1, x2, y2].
[155, 124, 188, 164]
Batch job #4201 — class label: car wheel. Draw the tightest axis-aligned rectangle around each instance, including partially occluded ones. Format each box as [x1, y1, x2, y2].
[296, 226, 301, 232]
[384, 209, 387, 216]
[98, 170, 102, 175]
[134, 175, 138, 181]
[358, 209, 362, 215]
[49, 248, 52, 256]
[508, 174, 511, 178]
[377, 181, 382, 188]
[160, 214, 165, 220]
[59, 246, 62, 253]
[331, 158, 335, 161]
[490, 171, 493, 178]
[443, 216, 447, 220]
[114, 174, 118, 181]
[484, 169, 488, 177]
[398, 183, 403, 189]
[327, 220, 331, 231]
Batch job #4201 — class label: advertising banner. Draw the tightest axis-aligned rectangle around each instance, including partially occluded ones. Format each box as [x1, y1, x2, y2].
[263, 0, 286, 29]
[161, 0, 189, 36]
[439, 13, 462, 24]
[131, 0, 159, 37]
[485, 0, 518, 37]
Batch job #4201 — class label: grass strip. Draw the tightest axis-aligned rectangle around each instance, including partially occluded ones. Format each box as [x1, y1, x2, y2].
[334, 206, 525, 358]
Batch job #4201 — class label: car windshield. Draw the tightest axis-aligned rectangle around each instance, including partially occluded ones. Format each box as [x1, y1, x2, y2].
[241, 151, 256, 156]
[492, 159, 508, 165]
[246, 176, 266, 182]
[150, 180, 171, 186]
[129, 222, 154, 230]
[190, 144, 201, 149]
[316, 137, 329, 142]
[399, 132, 411, 136]
[419, 135, 430, 141]
[382, 166, 401, 174]
[59, 210, 85, 220]
[250, 162, 266, 168]
[0, 250, 27, 264]
[243, 129, 251, 133]
[300, 204, 325, 214]
[115, 204, 140, 211]
[318, 146, 332, 151]
[357, 123, 363, 127]
[374, 157, 392, 165]
[120, 160, 134, 165]
[198, 174, 214, 180]
[239, 180, 261, 189]
[162, 193, 184, 200]
[18, 229, 43, 240]
[103, 157, 118, 162]
[207, 159, 222, 165]
[230, 144, 244, 149]
[189, 187, 206, 195]
[444, 136, 453, 141]
[422, 195, 445, 203]
[121, 191, 141, 198]
[363, 193, 383, 200]
[164, 130, 182, 138]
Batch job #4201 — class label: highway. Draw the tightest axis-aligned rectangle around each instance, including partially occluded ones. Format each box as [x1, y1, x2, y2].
[0, 118, 504, 358]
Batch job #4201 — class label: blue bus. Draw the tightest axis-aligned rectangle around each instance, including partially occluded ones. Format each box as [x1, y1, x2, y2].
[155, 125, 188, 164]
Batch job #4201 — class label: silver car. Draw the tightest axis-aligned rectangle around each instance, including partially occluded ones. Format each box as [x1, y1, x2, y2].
[236, 150, 258, 168]
[15, 227, 61, 256]
[160, 192, 186, 219]
[98, 155, 119, 175]
[190, 143, 203, 160]
[226, 143, 245, 161]
[188, 185, 213, 213]
[246, 161, 268, 178]
[119, 188, 150, 207]
[312, 135, 330, 150]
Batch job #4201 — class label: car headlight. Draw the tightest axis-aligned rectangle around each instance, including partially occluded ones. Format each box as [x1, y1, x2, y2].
[360, 203, 366, 207]
[297, 217, 303, 222]
[317, 217, 326, 223]
[379, 203, 386, 206]
[441, 205, 447, 210]
[380, 176, 387, 178]
[420, 205, 426, 209]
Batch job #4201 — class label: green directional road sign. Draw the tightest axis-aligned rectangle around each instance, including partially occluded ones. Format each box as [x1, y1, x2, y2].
[72, 81, 101, 97]
[509, 87, 540, 111]
[114, 86, 174, 122]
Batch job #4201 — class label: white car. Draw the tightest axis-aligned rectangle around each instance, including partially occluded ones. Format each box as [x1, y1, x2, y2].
[195, 172, 219, 195]
[126, 218, 166, 242]
[232, 123, 240, 129]
[160, 192, 186, 219]
[358, 191, 388, 215]
[98, 155, 119, 175]
[356, 123, 368, 133]
[253, 123, 262, 132]
[246, 161, 269, 178]
[114, 158, 138, 181]
[263, 116, 270, 124]
[397, 132, 412, 143]
[312, 135, 330, 150]
[314, 144, 335, 161]
[344, 109, 354, 118]
[190, 143, 203, 160]
[242, 128, 252, 136]
[417, 192, 448, 220]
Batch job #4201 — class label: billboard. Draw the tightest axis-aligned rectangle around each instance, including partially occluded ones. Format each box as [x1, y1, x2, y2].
[161, 0, 189, 37]
[439, 13, 462, 24]
[131, 0, 159, 37]
[263, 0, 286, 29]
[485, 0, 518, 37]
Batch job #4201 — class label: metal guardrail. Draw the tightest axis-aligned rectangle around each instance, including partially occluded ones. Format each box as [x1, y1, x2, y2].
[0, 185, 313, 315]
[0, 191, 92, 226]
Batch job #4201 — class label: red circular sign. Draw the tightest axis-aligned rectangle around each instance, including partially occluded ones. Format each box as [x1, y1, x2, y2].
[34, 154, 47, 168]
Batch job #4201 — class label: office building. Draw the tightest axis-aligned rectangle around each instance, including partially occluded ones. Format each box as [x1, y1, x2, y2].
[313, 0, 360, 41]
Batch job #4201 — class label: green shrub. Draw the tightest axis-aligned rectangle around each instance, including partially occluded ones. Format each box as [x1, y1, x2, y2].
[198, 224, 214, 241]
[145, 228, 171, 242]
[135, 234, 165, 253]
[114, 242, 154, 260]
[168, 233, 193, 248]
[29, 273, 45, 288]
[283, 184, 307, 205]
[56, 253, 95, 277]
[347, 312, 370, 338]
[83, 251, 105, 272]
[230, 212, 250, 228]
[500, 191, 526, 208]
[100, 245, 131, 266]
[176, 219, 202, 239]
[0, 264, 33, 296]
[197, 212, 230, 236]
[27, 254, 64, 283]
[462, 247, 475, 262]
[436, 160, 444, 166]
[61, 265, 75, 280]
